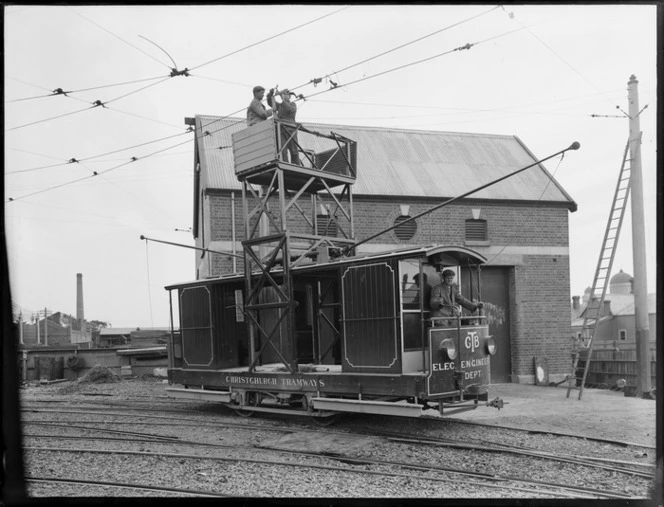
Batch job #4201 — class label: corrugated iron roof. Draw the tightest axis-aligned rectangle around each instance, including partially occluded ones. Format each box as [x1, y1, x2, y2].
[572, 293, 657, 325]
[194, 115, 576, 208]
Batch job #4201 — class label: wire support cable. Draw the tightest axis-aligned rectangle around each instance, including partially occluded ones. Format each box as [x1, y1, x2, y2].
[6, 127, 193, 175]
[187, 6, 350, 72]
[299, 25, 528, 102]
[6, 136, 194, 203]
[290, 5, 500, 94]
[6, 76, 167, 103]
[67, 6, 174, 71]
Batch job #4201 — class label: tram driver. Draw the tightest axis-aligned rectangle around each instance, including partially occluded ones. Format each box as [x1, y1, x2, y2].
[430, 269, 483, 327]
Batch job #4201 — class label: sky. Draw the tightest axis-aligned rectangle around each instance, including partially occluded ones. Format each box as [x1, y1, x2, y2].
[4, 4, 659, 328]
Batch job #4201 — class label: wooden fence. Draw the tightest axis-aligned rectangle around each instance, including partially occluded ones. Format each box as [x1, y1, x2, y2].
[579, 341, 657, 387]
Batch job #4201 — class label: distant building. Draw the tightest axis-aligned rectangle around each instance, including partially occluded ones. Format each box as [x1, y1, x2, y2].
[572, 270, 657, 343]
[99, 327, 170, 348]
[19, 312, 91, 347]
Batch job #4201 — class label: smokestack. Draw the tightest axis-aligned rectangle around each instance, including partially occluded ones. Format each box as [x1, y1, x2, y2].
[602, 300, 612, 317]
[76, 273, 84, 322]
[572, 296, 580, 310]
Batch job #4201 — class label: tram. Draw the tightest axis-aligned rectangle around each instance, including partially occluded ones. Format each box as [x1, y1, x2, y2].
[160, 117, 581, 423]
[165, 243, 500, 422]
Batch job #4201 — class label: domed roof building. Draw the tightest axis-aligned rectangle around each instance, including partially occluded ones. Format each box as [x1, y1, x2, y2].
[610, 269, 633, 295]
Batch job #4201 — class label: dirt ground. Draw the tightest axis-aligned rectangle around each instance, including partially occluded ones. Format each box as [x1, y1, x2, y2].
[446, 383, 658, 447]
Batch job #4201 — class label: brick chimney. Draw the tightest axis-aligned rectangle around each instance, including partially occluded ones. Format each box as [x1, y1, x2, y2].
[603, 300, 612, 316]
[572, 296, 580, 310]
[76, 273, 84, 324]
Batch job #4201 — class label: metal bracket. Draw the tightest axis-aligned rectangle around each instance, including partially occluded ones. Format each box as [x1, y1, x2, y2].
[486, 397, 505, 410]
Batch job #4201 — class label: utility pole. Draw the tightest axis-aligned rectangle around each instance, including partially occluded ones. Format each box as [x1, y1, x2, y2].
[627, 75, 651, 397]
[44, 307, 49, 346]
[18, 311, 24, 345]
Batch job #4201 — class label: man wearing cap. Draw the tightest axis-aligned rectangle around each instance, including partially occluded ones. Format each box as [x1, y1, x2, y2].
[246, 86, 273, 127]
[269, 88, 301, 165]
[430, 269, 482, 326]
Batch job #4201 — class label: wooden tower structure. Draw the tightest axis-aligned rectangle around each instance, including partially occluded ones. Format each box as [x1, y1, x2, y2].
[231, 118, 358, 373]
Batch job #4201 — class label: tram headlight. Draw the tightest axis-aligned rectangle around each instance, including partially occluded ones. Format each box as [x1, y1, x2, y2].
[439, 338, 457, 360]
[485, 335, 497, 356]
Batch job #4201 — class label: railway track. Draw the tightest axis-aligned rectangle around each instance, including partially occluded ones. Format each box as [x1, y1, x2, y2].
[23, 441, 636, 499]
[21, 401, 655, 499]
[20, 399, 658, 447]
[24, 477, 229, 498]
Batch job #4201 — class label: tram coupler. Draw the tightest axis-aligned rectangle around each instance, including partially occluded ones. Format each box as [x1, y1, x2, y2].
[486, 397, 505, 410]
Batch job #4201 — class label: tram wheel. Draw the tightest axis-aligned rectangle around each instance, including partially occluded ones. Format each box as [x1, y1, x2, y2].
[310, 413, 343, 426]
[233, 392, 262, 418]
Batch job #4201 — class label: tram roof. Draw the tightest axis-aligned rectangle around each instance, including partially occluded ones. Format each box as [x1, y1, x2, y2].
[164, 244, 486, 290]
[191, 115, 577, 210]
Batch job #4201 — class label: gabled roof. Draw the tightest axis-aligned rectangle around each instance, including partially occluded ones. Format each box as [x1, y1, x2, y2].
[192, 116, 577, 209]
[571, 293, 657, 326]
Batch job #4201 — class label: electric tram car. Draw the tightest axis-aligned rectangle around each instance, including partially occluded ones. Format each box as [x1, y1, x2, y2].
[165, 244, 501, 423]
[164, 116, 507, 423]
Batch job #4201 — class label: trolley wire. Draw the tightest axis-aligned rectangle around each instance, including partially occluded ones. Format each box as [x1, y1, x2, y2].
[501, 6, 618, 108]
[6, 128, 192, 175]
[6, 76, 168, 103]
[187, 6, 350, 72]
[5, 11, 548, 202]
[9, 18, 527, 197]
[6, 136, 193, 202]
[289, 5, 500, 94]
[67, 6, 173, 71]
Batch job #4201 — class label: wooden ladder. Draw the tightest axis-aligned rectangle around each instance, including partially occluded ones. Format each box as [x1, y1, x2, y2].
[566, 140, 632, 400]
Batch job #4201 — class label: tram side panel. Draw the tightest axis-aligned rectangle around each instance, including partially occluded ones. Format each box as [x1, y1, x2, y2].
[340, 261, 402, 374]
[171, 281, 247, 374]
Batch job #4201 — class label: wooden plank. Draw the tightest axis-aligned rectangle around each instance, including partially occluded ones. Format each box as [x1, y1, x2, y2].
[234, 132, 275, 152]
[232, 119, 274, 144]
[235, 148, 277, 173]
[234, 143, 276, 165]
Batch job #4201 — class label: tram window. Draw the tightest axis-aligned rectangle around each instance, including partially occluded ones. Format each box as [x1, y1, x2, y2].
[399, 260, 436, 311]
[400, 260, 420, 309]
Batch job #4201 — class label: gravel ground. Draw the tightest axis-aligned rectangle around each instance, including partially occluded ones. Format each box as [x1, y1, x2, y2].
[16, 375, 661, 500]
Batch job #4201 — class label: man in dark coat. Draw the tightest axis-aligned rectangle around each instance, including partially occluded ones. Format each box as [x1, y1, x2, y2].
[430, 269, 482, 327]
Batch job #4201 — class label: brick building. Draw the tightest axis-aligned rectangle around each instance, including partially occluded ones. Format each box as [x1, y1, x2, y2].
[184, 116, 577, 384]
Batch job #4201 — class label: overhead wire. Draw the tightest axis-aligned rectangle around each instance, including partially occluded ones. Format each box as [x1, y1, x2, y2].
[500, 6, 618, 108]
[6, 134, 194, 202]
[67, 6, 173, 71]
[288, 5, 501, 93]
[6, 76, 167, 103]
[6, 128, 193, 175]
[187, 6, 351, 72]
[482, 152, 570, 268]
[192, 20, 532, 139]
[64, 14, 534, 177]
[6, 5, 348, 168]
[298, 24, 529, 103]
[5, 9, 533, 203]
